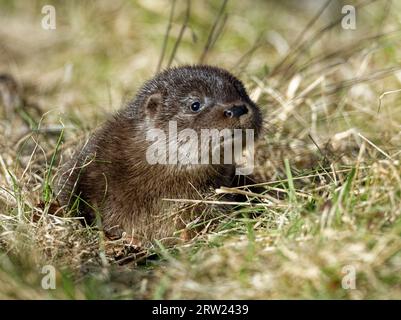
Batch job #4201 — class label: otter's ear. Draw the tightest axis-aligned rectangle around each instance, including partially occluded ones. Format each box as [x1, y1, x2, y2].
[144, 93, 163, 118]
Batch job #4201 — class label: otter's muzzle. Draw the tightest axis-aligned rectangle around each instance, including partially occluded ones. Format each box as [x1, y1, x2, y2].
[223, 105, 248, 118]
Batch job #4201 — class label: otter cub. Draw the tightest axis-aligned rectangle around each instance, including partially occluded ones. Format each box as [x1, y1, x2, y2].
[57, 65, 262, 246]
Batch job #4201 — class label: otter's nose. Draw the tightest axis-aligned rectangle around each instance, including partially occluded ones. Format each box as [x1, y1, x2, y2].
[223, 105, 248, 119]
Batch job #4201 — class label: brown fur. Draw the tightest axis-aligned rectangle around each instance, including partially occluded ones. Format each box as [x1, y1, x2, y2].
[57, 65, 263, 247]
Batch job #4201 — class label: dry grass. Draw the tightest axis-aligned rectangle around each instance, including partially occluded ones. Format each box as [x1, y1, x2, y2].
[1, 0, 401, 299]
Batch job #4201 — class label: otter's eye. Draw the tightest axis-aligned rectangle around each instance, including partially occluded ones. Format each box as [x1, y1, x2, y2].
[190, 101, 201, 112]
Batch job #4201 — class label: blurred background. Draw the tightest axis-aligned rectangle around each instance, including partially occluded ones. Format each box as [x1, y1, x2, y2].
[1, 0, 400, 165]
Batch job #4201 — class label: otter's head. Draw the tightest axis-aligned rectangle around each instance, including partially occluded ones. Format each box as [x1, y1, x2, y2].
[134, 65, 263, 137]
